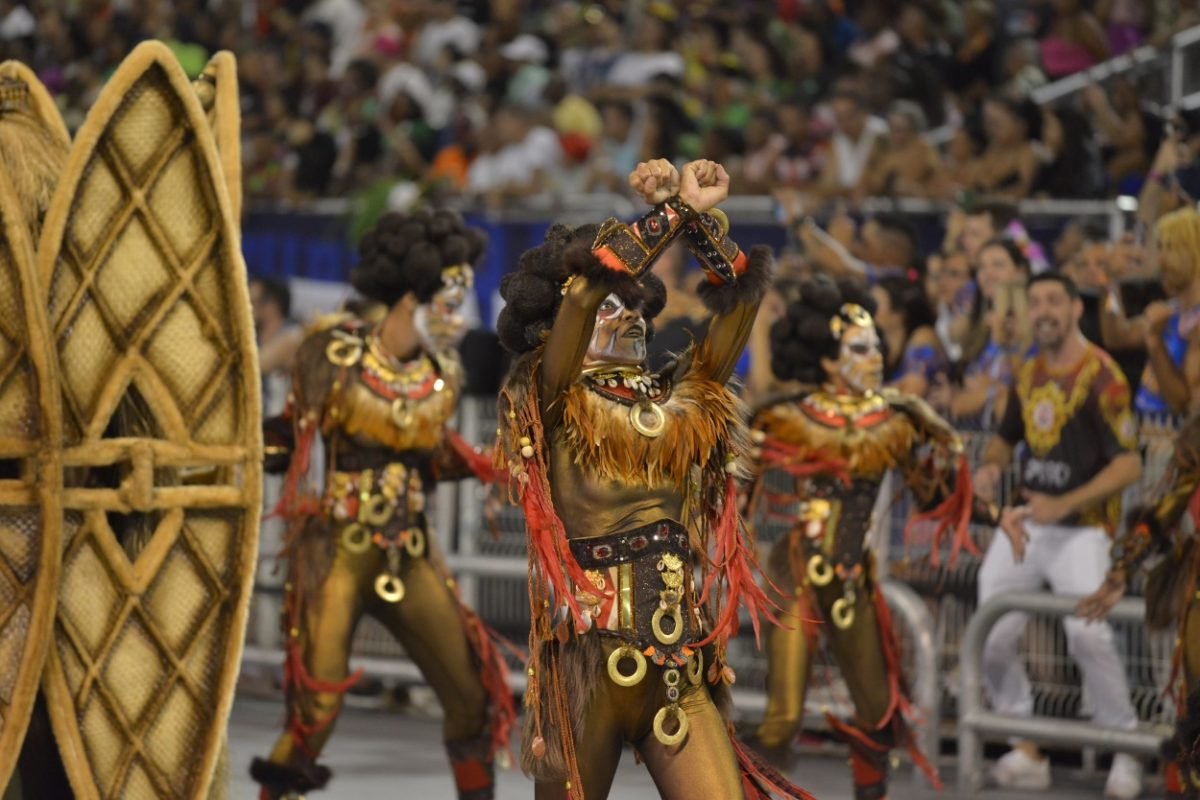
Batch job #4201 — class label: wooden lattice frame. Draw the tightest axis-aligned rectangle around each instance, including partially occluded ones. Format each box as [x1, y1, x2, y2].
[35, 42, 260, 800]
[0, 74, 63, 787]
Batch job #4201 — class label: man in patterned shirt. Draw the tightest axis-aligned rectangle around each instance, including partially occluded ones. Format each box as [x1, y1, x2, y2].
[973, 272, 1144, 799]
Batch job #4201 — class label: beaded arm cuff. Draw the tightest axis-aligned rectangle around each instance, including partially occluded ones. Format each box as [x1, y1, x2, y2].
[1109, 519, 1157, 578]
[591, 197, 697, 279]
[683, 208, 748, 285]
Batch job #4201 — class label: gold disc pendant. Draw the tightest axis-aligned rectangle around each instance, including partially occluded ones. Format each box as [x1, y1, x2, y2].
[607, 645, 647, 687]
[375, 573, 406, 603]
[340, 523, 372, 554]
[806, 554, 834, 587]
[390, 397, 414, 428]
[630, 400, 666, 438]
[653, 704, 689, 747]
[831, 597, 856, 629]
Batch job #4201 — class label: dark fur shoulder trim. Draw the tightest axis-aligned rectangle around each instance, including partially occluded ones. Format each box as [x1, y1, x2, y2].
[697, 244, 774, 315]
[566, 241, 643, 299]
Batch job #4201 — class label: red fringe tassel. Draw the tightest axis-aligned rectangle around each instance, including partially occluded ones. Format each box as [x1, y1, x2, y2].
[730, 735, 816, 800]
[447, 429, 503, 485]
[696, 475, 784, 649]
[904, 453, 978, 567]
[458, 603, 518, 758]
[870, 587, 943, 789]
[518, 458, 604, 627]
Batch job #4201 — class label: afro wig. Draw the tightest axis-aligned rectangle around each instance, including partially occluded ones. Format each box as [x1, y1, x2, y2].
[350, 209, 486, 307]
[496, 223, 667, 354]
[769, 274, 878, 385]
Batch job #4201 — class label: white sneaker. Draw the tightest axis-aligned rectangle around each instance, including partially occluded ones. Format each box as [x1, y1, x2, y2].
[990, 748, 1051, 790]
[1104, 753, 1142, 799]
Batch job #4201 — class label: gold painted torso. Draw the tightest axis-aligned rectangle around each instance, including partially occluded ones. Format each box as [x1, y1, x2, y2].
[549, 367, 743, 541]
[755, 391, 920, 481]
[324, 332, 461, 455]
[755, 392, 921, 565]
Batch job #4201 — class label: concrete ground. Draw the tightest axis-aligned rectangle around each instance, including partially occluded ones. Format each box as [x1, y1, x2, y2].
[227, 694, 1157, 799]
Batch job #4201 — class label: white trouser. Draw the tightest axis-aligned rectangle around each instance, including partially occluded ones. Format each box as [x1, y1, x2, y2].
[977, 521, 1138, 731]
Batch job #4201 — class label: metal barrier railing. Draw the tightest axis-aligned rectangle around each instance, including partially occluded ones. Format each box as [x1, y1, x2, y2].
[956, 592, 1173, 796]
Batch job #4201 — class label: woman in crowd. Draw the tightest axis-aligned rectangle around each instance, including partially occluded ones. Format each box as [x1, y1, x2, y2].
[859, 100, 948, 200]
[936, 239, 1033, 426]
[966, 96, 1043, 200]
[872, 274, 946, 398]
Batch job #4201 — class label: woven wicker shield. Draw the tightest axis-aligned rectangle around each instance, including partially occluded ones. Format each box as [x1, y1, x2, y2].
[0, 64, 65, 789]
[35, 42, 260, 799]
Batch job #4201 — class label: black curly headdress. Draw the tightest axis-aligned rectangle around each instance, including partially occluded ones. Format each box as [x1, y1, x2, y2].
[768, 274, 878, 384]
[350, 209, 486, 307]
[496, 223, 666, 354]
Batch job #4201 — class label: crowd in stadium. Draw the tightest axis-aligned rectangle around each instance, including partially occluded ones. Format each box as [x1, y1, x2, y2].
[4, 0, 1200, 210]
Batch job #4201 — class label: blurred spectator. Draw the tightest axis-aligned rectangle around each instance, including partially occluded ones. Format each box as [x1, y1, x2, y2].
[466, 103, 562, 205]
[1082, 78, 1149, 192]
[886, 2, 950, 126]
[948, 0, 1001, 109]
[872, 274, 946, 398]
[859, 100, 947, 199]
[770, 101, 827, 190]
[586, 100, 641, 192]
[1094, 0, 1148, 54]
[937, 239, 1033, 426]
[928, 248, 976, 361]
[1102, 208, 1200, 415]
[952, 200, 1020, 265]
[1150, 0, 1200, 47]
[816, 86, 888, 199]
[249, 277, 303, 418]
[968, 96, 1042, 199]
[1039, 0, 1110, 79]
[1001, 36, 1048, 99]
[604, 8, 684, 89]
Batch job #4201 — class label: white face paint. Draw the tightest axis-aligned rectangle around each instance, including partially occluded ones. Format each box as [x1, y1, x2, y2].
[834, 324, 884, 395]
[416, 265, 474, 352]
[584, 293, 647, 367]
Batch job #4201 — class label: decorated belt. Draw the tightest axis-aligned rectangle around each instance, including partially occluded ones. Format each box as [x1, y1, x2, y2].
[568, 520, 701, 748]
[798, 478, 881, 633]
[324, 463, 428, 605]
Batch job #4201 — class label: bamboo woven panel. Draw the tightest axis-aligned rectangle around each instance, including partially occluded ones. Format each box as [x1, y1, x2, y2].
[198, 52, 241, 225]
[36, 42, 260, 800]
[0, 121, 63, 788]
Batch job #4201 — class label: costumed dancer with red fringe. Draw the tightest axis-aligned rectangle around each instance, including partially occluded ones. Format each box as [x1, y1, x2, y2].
[495, 158, 811, 799]
[743, 275, 996, 799]
[251, 210, 514, 800]
[1078, 410, 1200, 799]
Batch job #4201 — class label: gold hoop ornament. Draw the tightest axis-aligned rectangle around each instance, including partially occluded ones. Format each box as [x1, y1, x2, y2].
[831, 597, 855, 629]
[326, 336, 363, 367]
[653, 705, 689, 747]
[375, 574, 406, 603]
[358, 492, 393, 526]
[651, 605, 684, 645]
[403, 527, 426, 558]
[687, 649, 704, 685]
[807, 554, 834, 587]
[607, 646, 647, 687]
[339, 523, 372, 554]
[630, 400, 666, 438]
